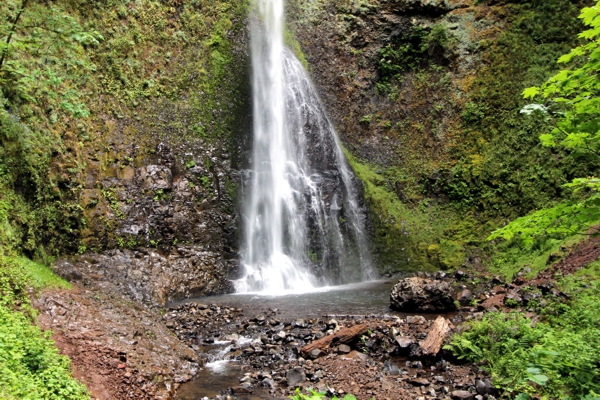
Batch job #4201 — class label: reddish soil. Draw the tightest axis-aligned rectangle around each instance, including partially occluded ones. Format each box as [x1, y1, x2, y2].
[538, 232, 600, 280]
[35, 286, 199, 400]
[51, 332, 150, 400]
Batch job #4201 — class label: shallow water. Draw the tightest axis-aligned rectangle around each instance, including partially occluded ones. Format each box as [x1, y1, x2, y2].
[178, 279, 403, 320]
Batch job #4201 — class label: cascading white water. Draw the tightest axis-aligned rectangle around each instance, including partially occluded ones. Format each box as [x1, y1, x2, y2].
[235, 0, 374, 294]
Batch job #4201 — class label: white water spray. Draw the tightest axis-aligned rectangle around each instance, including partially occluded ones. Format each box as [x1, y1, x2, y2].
[235, 0, 373, 294]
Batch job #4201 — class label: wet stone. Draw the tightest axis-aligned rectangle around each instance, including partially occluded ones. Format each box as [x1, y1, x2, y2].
[309, 349, 323, 359]
[476, 379, 495, 395]
[286, 368, 306, 387]
[337, 344, 351, 354]
[452, 390, 474, 400]
[409, 378, 430, 386]
[383, 360, 399, 375]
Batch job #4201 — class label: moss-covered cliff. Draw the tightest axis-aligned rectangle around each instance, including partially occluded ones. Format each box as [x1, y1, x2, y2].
[0, 0, 252, 300]
[287, 0, 598, 273]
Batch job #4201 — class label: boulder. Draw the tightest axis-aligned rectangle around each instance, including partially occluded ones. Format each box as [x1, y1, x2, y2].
[390, 277, 456, 312]
[456, 289, 473, 306]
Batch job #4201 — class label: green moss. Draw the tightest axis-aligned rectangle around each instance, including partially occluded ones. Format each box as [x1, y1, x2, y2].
[439, 0, 595, 218]
[345, 148, 486, 272]
[285, 27, 310, 71]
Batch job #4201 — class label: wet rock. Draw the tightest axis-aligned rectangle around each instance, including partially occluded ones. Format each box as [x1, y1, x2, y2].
[232, 385, 252, 394]
[383, 360, 399, 375]
[457, 289, 473, 306]
[406, 315, 426, 325]
[54, 246, 234, 307]
[286, 368, 306, 387]
[504, 291, 522, 306]
[390, 277, 456, 312]
[139, 165, 173, 191]
[395, 336, 414, 349]
[475, 379, 494, 395]
[309, 349, 323, 359]
[342, 350, 370, 361]
[452, 390, 474, 400]
[337, 344, 351, 354]
[295, 319, 308, 328]
[261, 378, 275, 388]
[409, 378, 430, 386]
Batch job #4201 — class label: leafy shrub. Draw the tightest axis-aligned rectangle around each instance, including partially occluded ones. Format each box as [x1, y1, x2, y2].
[445, 280, 600, 398]
[0, 307, 89, 400]
[0, 255, 87, 399]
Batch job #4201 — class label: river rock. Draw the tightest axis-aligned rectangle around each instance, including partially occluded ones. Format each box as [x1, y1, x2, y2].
[452, 390, 474, 400]
[395, 336, 414, 349]
[475, 379, 494, 395]
[390, 277, 456, 312]
[383, 360, 400, 375]
[286, 367, 306, 387]
[337, 344, 351, 354]
[457, 289, 473, 306]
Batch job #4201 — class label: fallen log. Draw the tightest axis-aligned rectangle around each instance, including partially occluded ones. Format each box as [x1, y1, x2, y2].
[300, 324, 368, 358]
[419, 316, 451, 356]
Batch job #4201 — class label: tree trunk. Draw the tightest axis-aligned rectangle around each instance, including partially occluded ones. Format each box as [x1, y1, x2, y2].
[419, 316, 451, 356]
[300, 324, 368, 357]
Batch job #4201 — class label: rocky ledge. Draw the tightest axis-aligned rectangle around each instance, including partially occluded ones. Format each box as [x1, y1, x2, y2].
[53, 246, 235, 308]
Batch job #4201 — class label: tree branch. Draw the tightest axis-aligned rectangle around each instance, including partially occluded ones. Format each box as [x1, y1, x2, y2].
[0, 0, 30, 71]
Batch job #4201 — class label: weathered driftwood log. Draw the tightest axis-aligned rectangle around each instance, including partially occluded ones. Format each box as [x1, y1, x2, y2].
[300, 324, 368, 358]
[419, 316, 451, 356]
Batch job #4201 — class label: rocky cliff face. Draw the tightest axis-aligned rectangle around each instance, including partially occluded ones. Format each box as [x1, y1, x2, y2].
[286, 0, 590, 272]
[47, 0, 253, 305]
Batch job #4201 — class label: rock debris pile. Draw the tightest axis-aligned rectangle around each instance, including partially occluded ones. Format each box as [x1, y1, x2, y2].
[164, 302, 497, 400]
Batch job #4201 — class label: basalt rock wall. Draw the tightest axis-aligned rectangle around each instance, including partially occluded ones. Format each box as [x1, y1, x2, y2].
[46, 0, 253, 305]
[286, 0, 592, 272]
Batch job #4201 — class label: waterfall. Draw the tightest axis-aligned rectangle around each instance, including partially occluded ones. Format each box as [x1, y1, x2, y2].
[234, 0, 374, 294]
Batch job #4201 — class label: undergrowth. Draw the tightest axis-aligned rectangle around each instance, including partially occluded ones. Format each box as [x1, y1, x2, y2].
[0, 255, 86, 400]
[486, 194, 600, 279]
[445, 274, 600, 399]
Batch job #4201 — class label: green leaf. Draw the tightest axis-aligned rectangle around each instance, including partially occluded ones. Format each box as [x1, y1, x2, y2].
[522, 86, 540, 99]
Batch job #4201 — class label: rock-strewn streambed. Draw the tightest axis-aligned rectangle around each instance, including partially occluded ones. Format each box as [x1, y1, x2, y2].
[39, 253, 574, 400]
[166, 301, 493, 400]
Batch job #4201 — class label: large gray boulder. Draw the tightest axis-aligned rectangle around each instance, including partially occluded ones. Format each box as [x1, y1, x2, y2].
[390, 277, 456, 312]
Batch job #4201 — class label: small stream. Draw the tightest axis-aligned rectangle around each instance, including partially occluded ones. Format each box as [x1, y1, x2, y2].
[175, 280, 452, 399]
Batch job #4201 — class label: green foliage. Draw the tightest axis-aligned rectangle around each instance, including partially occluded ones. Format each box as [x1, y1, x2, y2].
[0, 0, 100, 113]
[488, 194, 600, 248]
[290, 388, 357, 400]
[440, 0, 596, 218]
[523, 2, 600, 160]
[0, 307, 89, 400]
[484, 193, 600, 279]
[378, 24, 450, 81]
[378, 26, 427, 78]
[0, 255, 86, 399]
[445, 280, 600, 398]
